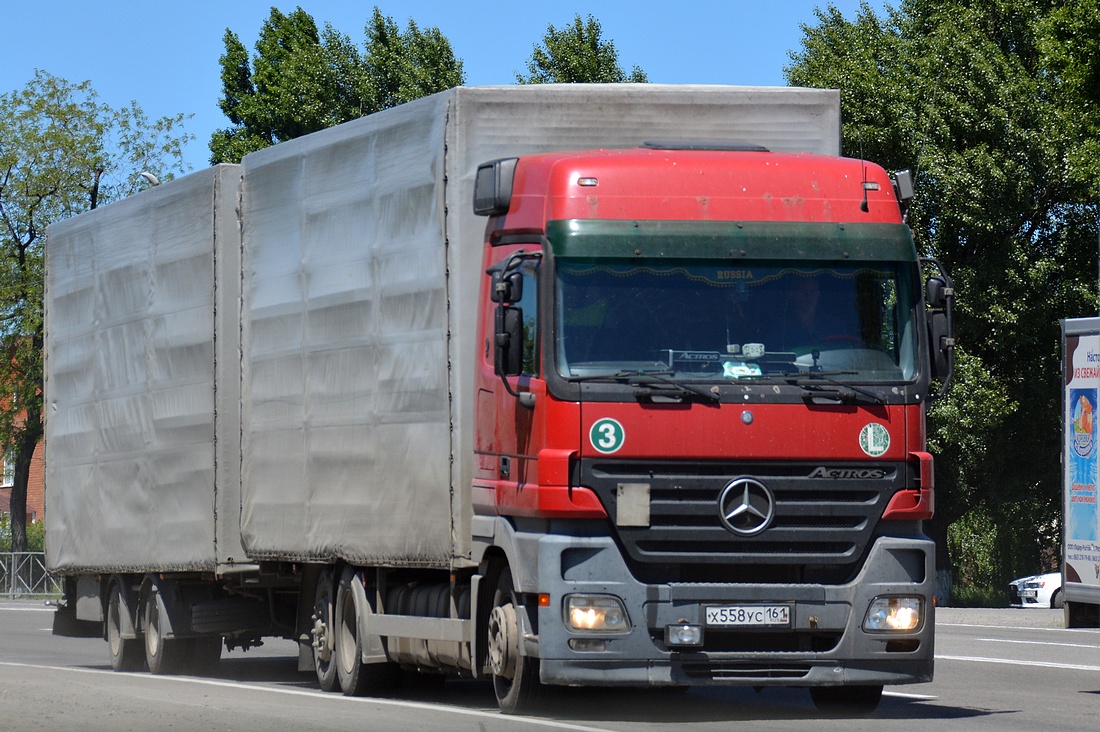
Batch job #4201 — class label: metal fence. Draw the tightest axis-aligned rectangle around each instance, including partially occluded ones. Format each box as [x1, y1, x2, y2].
[0, 552, 61, 598]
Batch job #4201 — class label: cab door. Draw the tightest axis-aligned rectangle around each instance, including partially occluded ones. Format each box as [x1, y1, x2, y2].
[473, 248, 547, 513]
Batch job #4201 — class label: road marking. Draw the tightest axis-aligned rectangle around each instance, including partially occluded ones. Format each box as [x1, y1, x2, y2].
[883, 690, 937, 700]
[976, 637, 1100, 650]
[939, 621, 1100, 634]
[936, 654, 1100, 672]
[0, 661, 616, 732]
[0, 606, 54, 612]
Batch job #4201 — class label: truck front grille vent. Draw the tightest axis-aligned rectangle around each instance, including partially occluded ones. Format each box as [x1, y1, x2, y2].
[583, 459, 907, 583]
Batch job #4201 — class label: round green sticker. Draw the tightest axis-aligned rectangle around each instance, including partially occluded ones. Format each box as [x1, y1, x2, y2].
[859, 423, 890, 457]
[590, 418, 625, 454]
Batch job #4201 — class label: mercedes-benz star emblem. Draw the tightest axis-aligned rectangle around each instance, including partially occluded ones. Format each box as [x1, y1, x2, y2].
[717, 478, 775, 536]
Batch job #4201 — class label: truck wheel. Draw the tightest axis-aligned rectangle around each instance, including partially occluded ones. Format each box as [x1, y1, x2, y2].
[809, 684, 883, 717]
[334, 566, 398, 696]
[488, 571, 542, 714]
[106, 581, 143, 672]
[312, 569, 339, 692]
[144, 585, 185, 675]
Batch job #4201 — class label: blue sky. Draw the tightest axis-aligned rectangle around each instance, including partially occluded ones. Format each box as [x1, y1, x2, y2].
[3, 1, 889, 169]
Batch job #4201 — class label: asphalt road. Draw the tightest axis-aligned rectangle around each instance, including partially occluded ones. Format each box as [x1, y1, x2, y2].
[0, 602, 1096, 731]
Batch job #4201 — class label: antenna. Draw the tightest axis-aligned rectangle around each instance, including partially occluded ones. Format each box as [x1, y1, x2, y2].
[859, 132, 870, 213]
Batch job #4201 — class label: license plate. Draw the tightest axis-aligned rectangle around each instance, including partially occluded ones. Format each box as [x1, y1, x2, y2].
[705, 604, 791, 627]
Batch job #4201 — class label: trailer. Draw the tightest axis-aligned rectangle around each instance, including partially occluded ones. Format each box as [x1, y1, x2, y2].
[46, 84, 954, 715]
[1062, 317, 1100, 627]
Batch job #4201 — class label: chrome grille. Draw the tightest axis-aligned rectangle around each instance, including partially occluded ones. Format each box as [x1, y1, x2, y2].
[584, 460, 905, 581]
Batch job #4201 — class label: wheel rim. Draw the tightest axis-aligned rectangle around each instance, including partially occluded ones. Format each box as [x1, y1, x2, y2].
[488, 604, 518, 679]
[145, 594, 161, 657]
[337, 589, 358, 675]
[313, 581, 334, 666]
[108, 591, 123, 658]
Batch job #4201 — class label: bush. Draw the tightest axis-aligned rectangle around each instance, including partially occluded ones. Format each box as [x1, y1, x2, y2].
[948, 508, 999, 594]
[950, 583, 1006, 608]
[947, 497, 1061, 606]
[26, 519, 45, 552]
[0, 514, 46, 552]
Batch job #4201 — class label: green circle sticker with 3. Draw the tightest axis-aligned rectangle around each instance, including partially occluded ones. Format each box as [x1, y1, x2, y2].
[590, 418, 625, 454]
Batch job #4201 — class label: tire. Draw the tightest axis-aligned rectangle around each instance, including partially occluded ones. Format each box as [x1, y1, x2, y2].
[1052, 588, 1065, 610]
[312, 569, 339, 692]
[334, 567, 399, 696]
[144, 584, 186, 675]
[487, 569, 542, 714]
[106, 581, 144, 672]
[809, 684, 883, 717]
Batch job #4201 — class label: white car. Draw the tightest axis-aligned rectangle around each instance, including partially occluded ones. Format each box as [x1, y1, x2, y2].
[1008, 571, 1063, 609]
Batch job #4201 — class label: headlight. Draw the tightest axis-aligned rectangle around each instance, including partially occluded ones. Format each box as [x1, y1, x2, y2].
[564, 594, 629, 633]
[863, 596, 923, 632]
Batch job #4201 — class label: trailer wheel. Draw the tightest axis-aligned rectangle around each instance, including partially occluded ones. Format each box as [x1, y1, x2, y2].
[106, 581, 143, 672]
[334, 566, 398, 696]
[312, 568, 339, 692]
[809, 684, 883, 717]
[144, 584, 185, 675]
[488, 570, 542, 714]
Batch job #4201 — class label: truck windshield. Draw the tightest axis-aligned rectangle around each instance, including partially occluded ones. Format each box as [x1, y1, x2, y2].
[555, 260, 919, 383]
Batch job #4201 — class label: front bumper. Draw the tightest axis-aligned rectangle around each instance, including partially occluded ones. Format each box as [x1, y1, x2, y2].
[521, 530, 934, 688]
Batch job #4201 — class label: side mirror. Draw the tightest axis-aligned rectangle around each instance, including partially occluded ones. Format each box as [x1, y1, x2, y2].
[926, 276, 948, 309]
[892, 169, 914, 202]
[921, 258, 956, 399]
[490, 269, 523, 304]
[929, 310, 950, 379]
[486, 249, 541, 410]
[494, 305, 524, 378]
[473, 158, 518, 217]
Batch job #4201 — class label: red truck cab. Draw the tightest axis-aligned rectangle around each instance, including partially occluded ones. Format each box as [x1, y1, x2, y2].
[470, 143, 953, 714]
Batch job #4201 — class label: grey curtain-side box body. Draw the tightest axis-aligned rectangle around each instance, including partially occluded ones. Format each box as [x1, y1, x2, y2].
[44, 85, 841, 575]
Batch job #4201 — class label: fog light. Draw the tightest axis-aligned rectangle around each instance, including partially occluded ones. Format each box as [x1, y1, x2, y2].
[568, 638, 607, 652]
[564, 595, 629, 632]
[665, 623, 703, 647]
[863, 596, 923, 632]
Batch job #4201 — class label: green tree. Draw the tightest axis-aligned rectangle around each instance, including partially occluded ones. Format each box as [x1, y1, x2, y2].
[210, 6, 464, 164]
[0, 70, 190, 553]
[1038, 0, 1100, 195]
[786, 1, 1099, 596]
[362, 9, 465, 110]
[517, 14, 648, 84]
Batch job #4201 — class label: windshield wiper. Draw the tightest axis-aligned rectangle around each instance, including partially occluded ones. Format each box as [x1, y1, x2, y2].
[571, 369, 721, 403]
[627, 370, 721, 403]
[568, 370, 646, 383]
[735, 370, 886, 405]
[788, 371, 886, 405]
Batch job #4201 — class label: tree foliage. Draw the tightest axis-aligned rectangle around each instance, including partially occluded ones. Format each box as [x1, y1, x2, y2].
[0, 70, 190, 551]
[517, 14, 648, 84]
[0, 514, 44, 553]
[210, 6, 465, 163]
[786, 0, 1099, 592]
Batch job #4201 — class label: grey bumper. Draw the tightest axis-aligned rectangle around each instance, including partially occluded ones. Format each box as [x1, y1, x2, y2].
[518, 529, 934, 688]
